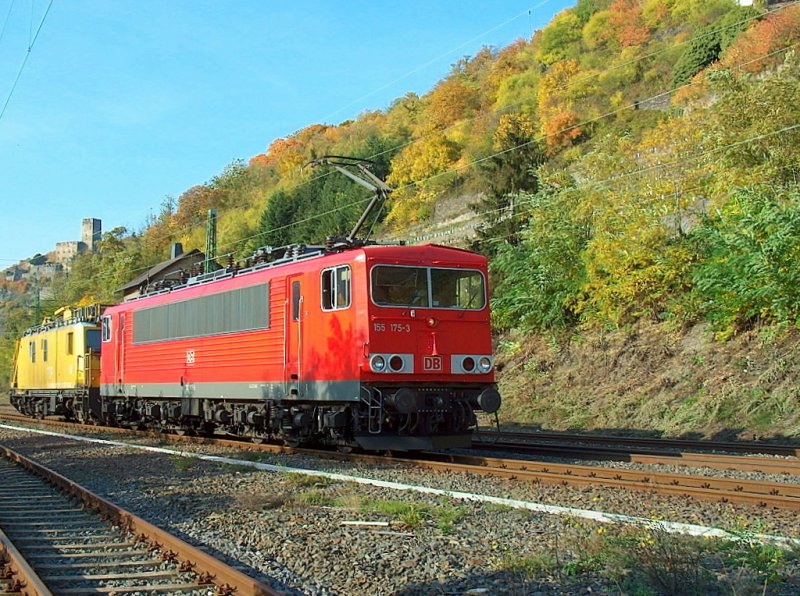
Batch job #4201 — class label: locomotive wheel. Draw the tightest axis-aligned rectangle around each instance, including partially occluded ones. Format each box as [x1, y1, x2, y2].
[336, 444, 353, 454]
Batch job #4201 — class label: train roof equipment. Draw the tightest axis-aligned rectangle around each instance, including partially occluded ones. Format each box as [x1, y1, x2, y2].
[129, 155, 405, 301]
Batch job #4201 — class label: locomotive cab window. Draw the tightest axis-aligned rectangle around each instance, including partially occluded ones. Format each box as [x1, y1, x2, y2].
[101, 316, 112, 342]
[431, 268, 486, 309]
[372, 266, 429, 307]
[28, 341, 35, 363]
[371, 266, 486, 310]
[67, 332, 74, 355]
[321, 265, 351, 311]
[41, 339, 48, 362]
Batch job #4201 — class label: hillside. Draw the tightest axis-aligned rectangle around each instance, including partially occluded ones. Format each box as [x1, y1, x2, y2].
[4, 0, 800, 438]
[497, 321, 800, 439]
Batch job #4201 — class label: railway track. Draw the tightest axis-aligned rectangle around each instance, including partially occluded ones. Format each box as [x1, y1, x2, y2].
[414, 450, 800, 511]
[0, 444, 277, 596]
[2, 412, 800, 512]
[475, 428, 800, 457]
[471, 439, 800, 475]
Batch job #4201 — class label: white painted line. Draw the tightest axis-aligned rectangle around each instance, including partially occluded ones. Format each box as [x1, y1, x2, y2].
[2, 423, 797, 546]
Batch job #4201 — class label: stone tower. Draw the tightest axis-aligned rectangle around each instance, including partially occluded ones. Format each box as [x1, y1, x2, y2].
[82, 218, 102, 251]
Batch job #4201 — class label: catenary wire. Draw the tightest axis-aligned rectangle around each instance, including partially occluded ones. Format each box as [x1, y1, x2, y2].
[42, 17, 800, 285]
[143, 1, 799, 253]
[314, 0, 555, 125]
[0, 0, 54, 124]
[264, 1, 799, 200]
[0, 0, 16, 46]
[221, 39, 800, 256]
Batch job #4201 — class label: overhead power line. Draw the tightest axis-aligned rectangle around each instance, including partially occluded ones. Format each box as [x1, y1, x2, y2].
[148, 1, 799, 254]
[258, 1, 799, 218]
[315, 0, 555, 125]
[47, 12, 800, 284]
[0, 0, 16, 46]
[0, 0, 54, 124]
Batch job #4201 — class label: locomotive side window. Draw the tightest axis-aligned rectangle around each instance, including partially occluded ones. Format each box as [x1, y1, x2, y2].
[371, 266, 486, 310]
[41, 339, 48, 362]
[291, 281, 301, 321]
[101, 316, 112, 342]
[67, 332, 74, 355]
[321, 265, 351, 311]
[28, 341, 35, 363]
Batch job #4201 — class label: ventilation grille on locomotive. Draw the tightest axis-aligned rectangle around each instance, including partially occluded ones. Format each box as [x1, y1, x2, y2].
[133, 283, 269, 343]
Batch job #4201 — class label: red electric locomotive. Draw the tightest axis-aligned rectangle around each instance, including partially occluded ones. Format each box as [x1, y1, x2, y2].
[12, 157, 500, 450]
[96, 242, 500, 450]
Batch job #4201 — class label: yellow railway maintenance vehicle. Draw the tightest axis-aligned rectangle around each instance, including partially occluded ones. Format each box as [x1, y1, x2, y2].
[10, 304, 103, 420]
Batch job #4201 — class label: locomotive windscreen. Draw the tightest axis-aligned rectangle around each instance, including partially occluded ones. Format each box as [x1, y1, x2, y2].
[371, 266, 485, 309]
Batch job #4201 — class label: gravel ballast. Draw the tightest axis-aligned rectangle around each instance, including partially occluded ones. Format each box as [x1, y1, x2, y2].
[1, 423, 799, 595]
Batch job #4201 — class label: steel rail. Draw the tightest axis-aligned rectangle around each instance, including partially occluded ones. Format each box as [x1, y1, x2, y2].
[475, 429, 800, 457]
[413, 450, 800, 503]
[471, 440, 800, 475]
[0, 525, 52, 596]
[0, 445, 278, 596]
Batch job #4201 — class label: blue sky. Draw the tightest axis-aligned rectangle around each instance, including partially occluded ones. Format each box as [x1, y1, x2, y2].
[0, 0, 574, 265]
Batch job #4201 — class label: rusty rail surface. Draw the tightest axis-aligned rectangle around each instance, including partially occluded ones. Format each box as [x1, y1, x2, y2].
[405, 450, 800, 511]
[471, 440, 800, 475]
[0, 445, 278, 596]
[0, 525, 52, 596]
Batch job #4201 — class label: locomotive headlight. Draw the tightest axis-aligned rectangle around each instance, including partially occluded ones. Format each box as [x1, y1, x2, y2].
[389, 355, 404, 372]
[478, 357, 493, 373]
[370, 355, 386, 373]
[462, 356, 476, 372]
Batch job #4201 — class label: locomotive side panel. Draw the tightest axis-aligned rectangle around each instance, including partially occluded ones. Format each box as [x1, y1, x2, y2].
[102, 272, 288, 401]
[289, 257, 366, 402]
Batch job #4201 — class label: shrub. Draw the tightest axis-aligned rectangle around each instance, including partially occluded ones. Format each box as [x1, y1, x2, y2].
[690, 185, 800, 338]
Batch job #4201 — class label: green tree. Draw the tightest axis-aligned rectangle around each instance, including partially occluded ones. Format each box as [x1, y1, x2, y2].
[537, 10, 584, 65]
[473, 113, 546, 252]
[690, 185, 800, 338]
[489, 185, 589, 331]
[0, 292, 32, 391]
[672, 25, 722, 87]
[250, 189, 298, 250]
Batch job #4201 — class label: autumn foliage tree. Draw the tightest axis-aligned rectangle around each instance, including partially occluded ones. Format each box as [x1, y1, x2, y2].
[26, 0, 800, 344]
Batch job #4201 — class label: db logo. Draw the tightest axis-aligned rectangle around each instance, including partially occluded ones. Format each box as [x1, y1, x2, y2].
[423, 356, 442, 371]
